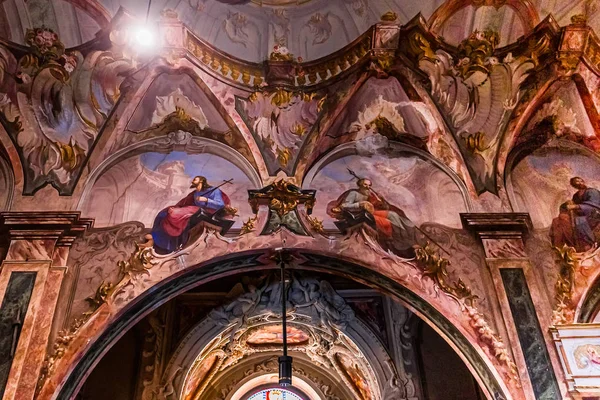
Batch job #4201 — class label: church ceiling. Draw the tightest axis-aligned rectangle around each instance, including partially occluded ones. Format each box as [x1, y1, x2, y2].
[6, 2, 600, 398]
[1, 0, 599, 60]
[0, 0, 599, 204]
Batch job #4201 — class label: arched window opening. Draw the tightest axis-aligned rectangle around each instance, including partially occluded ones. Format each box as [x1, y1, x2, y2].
[245, 387, 308, 400]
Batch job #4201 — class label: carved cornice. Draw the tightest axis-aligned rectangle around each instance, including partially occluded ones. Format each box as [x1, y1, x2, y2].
[0, 212, 94, 246]
[5, 9, 600, 101]
[460, 213, 533, 239]
[184, 23, 374, 90]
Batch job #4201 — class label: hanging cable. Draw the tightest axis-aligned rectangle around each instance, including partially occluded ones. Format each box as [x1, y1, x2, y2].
[145, 0, 153, 23]
[278, 249, 293, 386]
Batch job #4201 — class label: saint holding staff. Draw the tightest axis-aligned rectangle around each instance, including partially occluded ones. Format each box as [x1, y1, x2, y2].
[151, 176, 236, 254]
[327, 170, 418, 258]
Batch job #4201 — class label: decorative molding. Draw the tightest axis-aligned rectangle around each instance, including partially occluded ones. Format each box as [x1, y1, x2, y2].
[0, 212, 94, 247]
[36, 314, 91, 394]
[551, 323, 600, 394]
[415, 243, 478, 306]
[248, 180, 316, 235]
[460, 213, 533, 239]
[163, 273, 411, 400]
[414, 244, 518, 383]
[552, 245, 578, 326]
[240, 215, 259, 235]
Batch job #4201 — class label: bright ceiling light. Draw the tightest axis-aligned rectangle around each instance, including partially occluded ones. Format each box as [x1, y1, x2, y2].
[134, 27, 154, 48]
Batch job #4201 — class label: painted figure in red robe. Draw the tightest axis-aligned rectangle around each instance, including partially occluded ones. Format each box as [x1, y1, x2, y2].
[327, 178, 417, 257]
[151, 176, 231, 254]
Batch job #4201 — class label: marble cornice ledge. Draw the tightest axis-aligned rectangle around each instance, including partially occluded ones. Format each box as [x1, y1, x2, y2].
[461, 213, 533, 260]
[460, 213, 533, 239]
[0, 212, 94, 247]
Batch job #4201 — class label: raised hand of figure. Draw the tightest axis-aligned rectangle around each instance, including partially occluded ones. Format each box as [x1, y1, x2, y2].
[197, 196, 208, 202]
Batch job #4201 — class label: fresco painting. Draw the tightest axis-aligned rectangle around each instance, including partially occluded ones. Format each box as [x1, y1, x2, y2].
[183, 354, 219, 400]
[245, 324, 309, 345]
[574, 344, 600, 372]
[10, 3, 600, 399]
[126, 74, 230, 133]
[236, 89, 325, 175]
[510, 148, 600, 252]
[309, 153, 467, 232]
[335, 352, 372, 400]
[151, 175, 237, 254]
[550, 177, 600, 252]
[81, 151, 254, 232]
[327, 176, 418, 258]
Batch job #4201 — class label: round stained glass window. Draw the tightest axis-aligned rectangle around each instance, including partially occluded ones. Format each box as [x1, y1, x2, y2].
[246, 388, 306, 400]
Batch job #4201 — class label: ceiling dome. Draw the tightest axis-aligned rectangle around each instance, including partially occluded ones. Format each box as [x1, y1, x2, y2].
[0, 0, 598, 61]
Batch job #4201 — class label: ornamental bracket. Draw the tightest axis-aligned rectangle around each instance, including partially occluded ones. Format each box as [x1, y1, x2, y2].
[248, 180, 316, 235]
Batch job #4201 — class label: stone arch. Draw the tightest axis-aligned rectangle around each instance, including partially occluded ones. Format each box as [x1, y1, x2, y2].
[163, 273, 402, 400]
[47, 250, 511, 400]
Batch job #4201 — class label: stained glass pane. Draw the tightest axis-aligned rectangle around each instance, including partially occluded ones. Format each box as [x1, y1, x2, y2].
[246, 388, 305, 400]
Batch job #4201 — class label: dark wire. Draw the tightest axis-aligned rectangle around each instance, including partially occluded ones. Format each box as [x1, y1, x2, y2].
[145, 0, 153, 23]
[280, 251, 288, 357]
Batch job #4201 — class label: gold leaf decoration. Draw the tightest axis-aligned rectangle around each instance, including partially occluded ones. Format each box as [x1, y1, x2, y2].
[277, 147, 292, 167]
[415, 243, 478, 306]
[551, 244, 578, 325]
[240, 215, 258, 235]
[306, 215, 325, 234]
[270, 88, 293, 107]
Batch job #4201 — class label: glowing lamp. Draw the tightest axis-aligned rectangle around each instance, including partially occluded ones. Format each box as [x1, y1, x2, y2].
[134, 27, 155, 48]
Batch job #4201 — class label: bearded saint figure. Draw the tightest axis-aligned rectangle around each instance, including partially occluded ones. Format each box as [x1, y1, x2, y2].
[550, 176, 600, 252]
[327, 178, 417, 258]
[151, 176, 234, 254]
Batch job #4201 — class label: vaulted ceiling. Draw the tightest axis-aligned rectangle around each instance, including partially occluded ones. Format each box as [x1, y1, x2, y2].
[1, 0, 598, 60]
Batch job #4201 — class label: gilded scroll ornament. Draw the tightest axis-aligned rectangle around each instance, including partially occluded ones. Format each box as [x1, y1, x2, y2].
[85, 281, 114, 311]
[306, 215, 325, 234]
[551, 244, 578, 325]
[415, 243, 478, 305]
[465, 305, 520, 382]
[248, 180, 316, 235]
[37, 316, 90, 393]
[404, 32, 437, 62]
[381, 11, 398, 22]
[414, 243, 519, 381]
[456, 30, 499, 80]
[249, 180, 315, 217]
[462, 131, 487, 153]
[240, 214, 258, 235]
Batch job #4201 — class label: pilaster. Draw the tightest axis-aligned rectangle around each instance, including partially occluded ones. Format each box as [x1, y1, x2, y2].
[0, 212, 93, 400]
[461, 213, 564, 400]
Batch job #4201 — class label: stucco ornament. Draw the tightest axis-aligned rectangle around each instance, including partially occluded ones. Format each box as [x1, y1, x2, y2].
[409, 29, 550, 193]
[152, 88, 209, 128]
[0, 30, 135, 193]
[238, 90, 325, 172]
[166, 274, 410, 400]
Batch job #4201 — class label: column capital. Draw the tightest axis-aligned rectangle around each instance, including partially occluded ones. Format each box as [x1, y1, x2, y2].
[0, 212, 94, 247]
[460, 213, 533, 239]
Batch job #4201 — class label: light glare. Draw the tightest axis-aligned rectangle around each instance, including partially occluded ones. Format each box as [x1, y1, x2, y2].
[134, 27, 154, 48]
